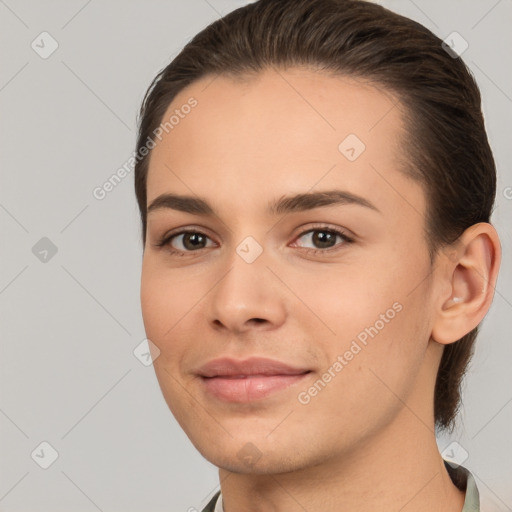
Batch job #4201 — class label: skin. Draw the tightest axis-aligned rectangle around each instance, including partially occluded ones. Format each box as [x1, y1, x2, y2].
[140, 67, 501, 511]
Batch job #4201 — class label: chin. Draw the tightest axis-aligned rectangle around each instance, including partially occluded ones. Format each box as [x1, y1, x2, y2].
[189, 429, 322, 476]
[202, 447, 307, 475]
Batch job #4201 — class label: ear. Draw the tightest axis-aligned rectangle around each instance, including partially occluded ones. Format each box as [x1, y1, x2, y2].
[431, 222, 501, 345]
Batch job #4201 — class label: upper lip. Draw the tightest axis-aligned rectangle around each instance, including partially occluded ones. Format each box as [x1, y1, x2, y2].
[196, 357, 311, 378]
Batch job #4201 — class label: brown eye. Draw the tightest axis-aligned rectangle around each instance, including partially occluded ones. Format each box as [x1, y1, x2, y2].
[294, 227, 353, 252]
[179, 232, 209, 251]
[310, 230, 337, 249]
[157, 230, 215, 254]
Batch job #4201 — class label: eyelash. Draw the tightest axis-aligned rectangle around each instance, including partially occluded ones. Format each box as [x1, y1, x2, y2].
[154, 225, 354, 257]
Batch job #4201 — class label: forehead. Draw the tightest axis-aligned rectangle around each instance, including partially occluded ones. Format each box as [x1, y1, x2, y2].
[146, 67, 424, 222]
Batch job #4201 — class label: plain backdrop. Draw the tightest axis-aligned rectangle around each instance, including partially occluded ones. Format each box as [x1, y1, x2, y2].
[1, 0, 511, 510]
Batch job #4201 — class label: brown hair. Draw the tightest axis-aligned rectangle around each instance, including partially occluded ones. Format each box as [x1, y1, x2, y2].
[134, 0, 496, 430]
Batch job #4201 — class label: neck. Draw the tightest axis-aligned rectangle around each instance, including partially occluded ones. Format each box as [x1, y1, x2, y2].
[218, 409, 465, 512]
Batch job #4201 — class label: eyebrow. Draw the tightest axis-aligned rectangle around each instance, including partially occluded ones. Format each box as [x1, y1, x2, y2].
[146, 189, 380, 217]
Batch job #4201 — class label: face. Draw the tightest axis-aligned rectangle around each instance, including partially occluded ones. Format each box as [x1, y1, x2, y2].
[140, 68, 442, 474]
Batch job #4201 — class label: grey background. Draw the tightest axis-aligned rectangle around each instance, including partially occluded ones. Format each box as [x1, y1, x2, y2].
[0, 0, 510, 510]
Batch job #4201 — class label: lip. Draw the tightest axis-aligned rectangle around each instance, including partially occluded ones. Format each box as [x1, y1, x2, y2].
[197, 357, 311, 402]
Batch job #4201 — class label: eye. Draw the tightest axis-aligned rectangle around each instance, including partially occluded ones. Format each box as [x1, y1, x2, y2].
[292, 226, 354, 254]
[154, 225, 354, 257]
[155, 230, 215, 255]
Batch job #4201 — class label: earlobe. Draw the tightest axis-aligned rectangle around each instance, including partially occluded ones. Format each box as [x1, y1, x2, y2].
[431, 222, 501, 345]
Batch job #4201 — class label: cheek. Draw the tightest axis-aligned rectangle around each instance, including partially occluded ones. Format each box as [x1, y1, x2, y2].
[346, 292, 431, 412]
[140, 274, 166, 341]
[296, 299, 430, 444]
[288, 258, 403, 342]
[140, 264, 198, 416]
[140, 262, 188, 353]
[304, 253, 432, 388]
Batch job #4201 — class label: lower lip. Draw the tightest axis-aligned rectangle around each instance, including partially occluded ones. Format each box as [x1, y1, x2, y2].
[200, 373, 310, 402]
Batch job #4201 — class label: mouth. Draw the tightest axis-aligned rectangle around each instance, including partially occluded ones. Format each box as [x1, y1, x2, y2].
[197, 357, 312, 402]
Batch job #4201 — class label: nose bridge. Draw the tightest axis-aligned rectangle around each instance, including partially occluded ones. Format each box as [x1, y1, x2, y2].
[208, 233, 287, 331]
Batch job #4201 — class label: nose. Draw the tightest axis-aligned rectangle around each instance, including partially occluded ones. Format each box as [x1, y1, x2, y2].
[208, 248, 287, 335]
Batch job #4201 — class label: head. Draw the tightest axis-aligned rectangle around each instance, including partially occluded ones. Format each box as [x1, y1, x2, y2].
[135, 0, 500, 473]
